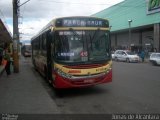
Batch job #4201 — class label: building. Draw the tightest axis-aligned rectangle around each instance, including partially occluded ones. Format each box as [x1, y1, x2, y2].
[0, 18, 12, 48]
[92, 0, 160, 52]
[0, 16, 12, 69]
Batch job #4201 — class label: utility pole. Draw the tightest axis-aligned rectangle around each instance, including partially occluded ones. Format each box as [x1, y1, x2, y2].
[128, 19, 132, 50]
[13, 0, 20, 73]
[12, 0, 30, 73]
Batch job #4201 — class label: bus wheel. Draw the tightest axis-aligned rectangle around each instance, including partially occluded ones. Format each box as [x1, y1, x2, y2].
[54, 88, 64, 97]
[45, 66, 52, 85]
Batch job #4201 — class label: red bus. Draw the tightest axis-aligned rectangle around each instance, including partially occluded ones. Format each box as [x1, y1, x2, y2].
[31, 16, 112, 88]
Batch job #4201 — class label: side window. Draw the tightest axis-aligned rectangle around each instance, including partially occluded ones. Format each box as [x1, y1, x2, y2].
[52, 33, 55, 57]
[115, 51, 120, 55]
[38, 37, 40, 50]
[119, 51, 123, 55]
[35, 38, 39, 50]
[40, 35, 43, 50]
[41, 33, 47, 56]
[157, 54, 160, 58]
[122, 52, 126, 55]
[155, 54, 158, 58]
[41, 35, 44, 50]
[42, 34, 46, 50]
[152, 54, 156, 58]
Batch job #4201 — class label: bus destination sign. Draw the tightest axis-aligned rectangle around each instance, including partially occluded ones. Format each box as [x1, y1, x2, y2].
[56, 18, 109, 27]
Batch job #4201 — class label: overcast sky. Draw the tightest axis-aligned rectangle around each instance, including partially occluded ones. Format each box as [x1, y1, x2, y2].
[0, 0, 124, 43]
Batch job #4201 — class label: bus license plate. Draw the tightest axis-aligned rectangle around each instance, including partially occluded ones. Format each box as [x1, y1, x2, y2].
[84, 79, 94, 83]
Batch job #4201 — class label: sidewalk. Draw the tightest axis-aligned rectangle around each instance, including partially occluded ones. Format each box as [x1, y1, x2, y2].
[138, 57, 149, 63]
[0, 56, 60, 114]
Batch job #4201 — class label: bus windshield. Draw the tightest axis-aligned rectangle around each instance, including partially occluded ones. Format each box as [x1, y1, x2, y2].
[54, 30, 110, 64]
[25, 45, 31, 52]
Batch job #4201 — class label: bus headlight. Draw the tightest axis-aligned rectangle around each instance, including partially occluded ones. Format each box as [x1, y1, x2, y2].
[105, 67, 112, 74]
[57, 69, 72, 79]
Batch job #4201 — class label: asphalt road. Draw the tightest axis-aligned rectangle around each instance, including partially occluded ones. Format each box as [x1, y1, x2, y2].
[0, 57, 160, 114]
[39, 61, 160, 114]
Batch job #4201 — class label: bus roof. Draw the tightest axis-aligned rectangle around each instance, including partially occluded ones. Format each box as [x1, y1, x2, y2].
[55, 16, 109, 21]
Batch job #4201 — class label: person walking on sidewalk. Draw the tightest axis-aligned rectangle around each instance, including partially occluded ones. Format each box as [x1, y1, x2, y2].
[0, 47, 4, 65]
[140, 50, 145, 62]
[0, 49, 3, 65]
[4, 49, 11, 75]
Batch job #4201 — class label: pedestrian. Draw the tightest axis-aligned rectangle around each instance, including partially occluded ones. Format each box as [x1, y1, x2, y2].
[140, 50, 145, 62]
[0, 48, 3, 65]
[4, 49, 11, 75]
[154, 48, 157, 52]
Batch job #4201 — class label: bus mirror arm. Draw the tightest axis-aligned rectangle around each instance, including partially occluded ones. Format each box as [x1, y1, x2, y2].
[48, 60, 52, 65]
[50, 31, 54, 35]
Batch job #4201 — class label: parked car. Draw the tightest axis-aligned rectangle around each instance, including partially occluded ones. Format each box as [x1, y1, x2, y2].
[111, 51, 115, 60]
[149, 53, 160, 66]
[114, 50, 140, 62]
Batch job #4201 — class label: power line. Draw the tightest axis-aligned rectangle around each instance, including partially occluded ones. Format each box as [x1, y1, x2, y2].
[18, 0, 32, 40]
[19, 0, 31, 7]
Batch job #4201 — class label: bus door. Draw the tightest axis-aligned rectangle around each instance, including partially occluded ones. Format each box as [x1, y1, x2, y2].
[46, 30, 53, 81]
[50, 30, 55, 81]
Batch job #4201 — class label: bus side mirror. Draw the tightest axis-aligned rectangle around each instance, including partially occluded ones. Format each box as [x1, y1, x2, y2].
[50, 31, 54, 36]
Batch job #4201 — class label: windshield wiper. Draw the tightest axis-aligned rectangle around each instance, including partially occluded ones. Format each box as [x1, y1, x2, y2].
[89, 28, 100, 51]
[58, 34, 69, 60]
[91, 28, 100, 41]
[69, 28, 80, 38]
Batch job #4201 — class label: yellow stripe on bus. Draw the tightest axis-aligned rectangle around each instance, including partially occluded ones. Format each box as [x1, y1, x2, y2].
[54, 61, 112, 76]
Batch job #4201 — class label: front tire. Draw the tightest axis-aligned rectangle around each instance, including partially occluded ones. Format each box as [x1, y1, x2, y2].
[152, 61, 157, 66]
[126, 58, 130, 63]
[115, 57, 118, 61]
[45, 66, 53, 85]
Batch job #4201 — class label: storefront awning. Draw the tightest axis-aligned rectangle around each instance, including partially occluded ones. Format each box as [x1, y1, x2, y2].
[0, 19, 12, 46]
